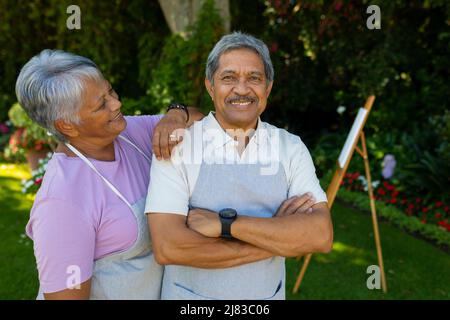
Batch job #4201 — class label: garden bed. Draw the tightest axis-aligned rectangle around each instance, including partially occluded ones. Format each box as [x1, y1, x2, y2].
[336, 188, 450, 254]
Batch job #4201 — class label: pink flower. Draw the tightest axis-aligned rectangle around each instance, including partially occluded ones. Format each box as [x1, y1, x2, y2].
[0, 123, 8, 134]
[334, 1, 343, 12]
[270, 42, 279, 53]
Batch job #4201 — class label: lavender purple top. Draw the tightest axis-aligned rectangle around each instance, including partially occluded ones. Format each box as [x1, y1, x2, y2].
[26, 115, 162, 293]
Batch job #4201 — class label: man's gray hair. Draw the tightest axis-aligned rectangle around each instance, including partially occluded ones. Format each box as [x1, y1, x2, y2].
[206, 31, 274, 85]
[15, 49, 104, 142]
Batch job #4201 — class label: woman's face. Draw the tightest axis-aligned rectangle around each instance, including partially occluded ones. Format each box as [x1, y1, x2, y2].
[75, 78, 126, 141]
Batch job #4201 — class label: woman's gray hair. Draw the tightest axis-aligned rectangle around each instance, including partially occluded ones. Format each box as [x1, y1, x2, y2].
[206, 31, 274, 85]
[15, 49, 104, 142]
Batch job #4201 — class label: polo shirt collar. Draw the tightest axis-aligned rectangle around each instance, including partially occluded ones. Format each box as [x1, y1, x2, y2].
[203, 112, 267, 149]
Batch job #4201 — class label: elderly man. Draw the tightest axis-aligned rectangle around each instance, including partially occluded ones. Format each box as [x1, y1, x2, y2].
[145, 32, 333, 300]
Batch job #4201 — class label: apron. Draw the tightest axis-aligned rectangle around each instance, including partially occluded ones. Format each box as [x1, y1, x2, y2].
[161, 160, 288, 300]
[37, 135, 163, 299]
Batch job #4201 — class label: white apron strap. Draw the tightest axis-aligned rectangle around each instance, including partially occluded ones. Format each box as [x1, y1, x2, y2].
[118, 135, 152, 162]
[65, 142, 133, 210]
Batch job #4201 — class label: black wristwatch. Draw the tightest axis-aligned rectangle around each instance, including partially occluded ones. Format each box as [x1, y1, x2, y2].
[167, 102, 189, 123]
[219, 208, 238, 239]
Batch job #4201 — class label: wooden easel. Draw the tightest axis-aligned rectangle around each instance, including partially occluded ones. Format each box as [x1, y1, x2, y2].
[292, 95, 387, 294]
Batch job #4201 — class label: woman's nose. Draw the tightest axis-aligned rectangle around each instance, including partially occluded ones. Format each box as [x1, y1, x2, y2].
[109, 97, 122, 111]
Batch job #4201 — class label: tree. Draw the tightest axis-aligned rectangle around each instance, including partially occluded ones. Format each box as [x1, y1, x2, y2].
[158, 0, 230, 36]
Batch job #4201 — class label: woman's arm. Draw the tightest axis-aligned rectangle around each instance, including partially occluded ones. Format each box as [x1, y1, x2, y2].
[43, 278, 91, 300]
[152, 107, 205, 160]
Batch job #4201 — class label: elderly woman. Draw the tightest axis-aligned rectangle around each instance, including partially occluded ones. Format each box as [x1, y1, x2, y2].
[17, 49, 203, 299]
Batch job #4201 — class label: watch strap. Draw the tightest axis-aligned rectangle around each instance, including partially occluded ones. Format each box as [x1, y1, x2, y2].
[167, 102, 189, 123]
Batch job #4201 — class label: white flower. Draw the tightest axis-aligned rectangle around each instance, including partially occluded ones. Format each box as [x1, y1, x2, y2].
[337, 106, 346, 115]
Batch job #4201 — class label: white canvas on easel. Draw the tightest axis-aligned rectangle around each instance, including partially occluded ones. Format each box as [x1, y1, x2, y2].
[338, 108, 368, 168]
[292, 95, 387, 294]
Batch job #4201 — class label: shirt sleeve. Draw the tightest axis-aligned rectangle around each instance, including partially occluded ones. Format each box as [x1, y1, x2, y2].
[145, 153, 190, 216]
[286, 136, 328, 204]
[27, 198, 95, 293]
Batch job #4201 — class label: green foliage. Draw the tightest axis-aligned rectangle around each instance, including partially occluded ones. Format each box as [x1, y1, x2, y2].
[262, 0, 449, 148]
[6, 103, 54, 162]
[0, 0, 170, 120]
[8, 103, 52, 144]
[147, 0, 224, 114]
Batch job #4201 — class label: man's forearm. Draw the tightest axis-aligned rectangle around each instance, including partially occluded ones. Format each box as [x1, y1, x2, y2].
[231, 206, 333, 257]
[149, 213, 274, 269]
[162, 236, 275, 269]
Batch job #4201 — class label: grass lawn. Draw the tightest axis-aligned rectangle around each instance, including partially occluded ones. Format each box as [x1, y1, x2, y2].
[0, 163, 38, 299]
[286, 198, 450, 299]
[0, 163, 449, 299]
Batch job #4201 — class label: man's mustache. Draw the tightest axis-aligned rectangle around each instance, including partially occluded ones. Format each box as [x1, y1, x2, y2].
[226, 95, 258, 104]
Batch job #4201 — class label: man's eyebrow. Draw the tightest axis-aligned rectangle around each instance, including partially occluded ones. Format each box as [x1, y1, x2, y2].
[249, 71, 264, 76]
[219, 70, 264, 76]
[219, 69, 237, 75]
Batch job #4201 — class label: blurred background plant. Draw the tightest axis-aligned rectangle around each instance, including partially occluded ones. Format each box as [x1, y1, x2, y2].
[21, 151, 53, 195]
[5, 103, 55, 168]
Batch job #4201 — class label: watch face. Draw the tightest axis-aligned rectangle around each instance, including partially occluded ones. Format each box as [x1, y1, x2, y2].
[220, 208, 237, 219]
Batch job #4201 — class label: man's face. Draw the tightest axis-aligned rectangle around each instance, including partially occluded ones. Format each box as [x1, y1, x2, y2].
[205, 48, 273, 131]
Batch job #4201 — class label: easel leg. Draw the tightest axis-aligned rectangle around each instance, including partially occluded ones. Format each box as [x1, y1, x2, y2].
[292, 253, 312, 294]
[361, 132, 387, 292]
[292, 169, 343, 294]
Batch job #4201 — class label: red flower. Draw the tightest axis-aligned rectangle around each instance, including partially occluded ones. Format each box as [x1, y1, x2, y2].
[377, 189, 385, 196]
[435, 201, 443, 208]
[421, 207, 429, 213]
[35, 142, 43, 151]
[408, 204, 414, 210]
[34, 178, 43, 185]
[270, 42, 279, 53]
[334, 1, 343, 12]
[392, 191, 399, 197]
[416, 198, 422, 204]
[435, 213, 442, 219]
[0, 123, 8, 134]
[421, 219, 426, 224]
[390, 199, 397, 204]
